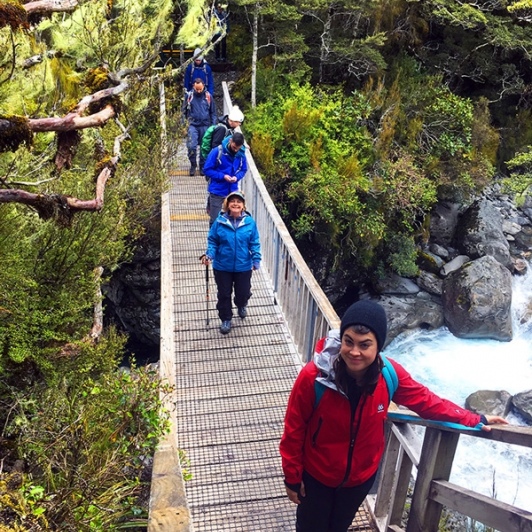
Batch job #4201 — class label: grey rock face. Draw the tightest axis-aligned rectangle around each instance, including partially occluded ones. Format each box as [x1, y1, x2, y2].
[513, 225, 532, 251]
[417, 271, 443, 296]
[429, 242, 450, 260]
[442, 255, 513, 341]
[465, 390, 513, 417]
[374, 274, 420, 295]
[454, 199, 512, 269]
[512, 390, 532, 423]
[440, 255, 470, 277]
[417, 250, 445, 275]
[104, 230, 161, 347]
[429, 201, 461, 246]
[379, 295, 444, 347]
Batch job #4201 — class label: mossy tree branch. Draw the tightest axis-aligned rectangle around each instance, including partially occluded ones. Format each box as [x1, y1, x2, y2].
[0, 57, 159, 218]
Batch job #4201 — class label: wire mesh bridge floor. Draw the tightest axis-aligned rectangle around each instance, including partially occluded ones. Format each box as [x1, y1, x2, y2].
[167, 144, 376, 531]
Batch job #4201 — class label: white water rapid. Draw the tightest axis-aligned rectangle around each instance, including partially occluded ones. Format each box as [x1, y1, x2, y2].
[382, 265, 532, 511]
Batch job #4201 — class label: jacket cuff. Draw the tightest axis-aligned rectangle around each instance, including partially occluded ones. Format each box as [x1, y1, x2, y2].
[479, 415, 488, 425]
[284, 479, 301, 493]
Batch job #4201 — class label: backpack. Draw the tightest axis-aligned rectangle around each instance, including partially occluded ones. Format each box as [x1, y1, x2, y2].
[314, 354, 398, 409]
[186, 89, 212, 111]
[201, 123, 227, 158]
[207, 143, 244, 173]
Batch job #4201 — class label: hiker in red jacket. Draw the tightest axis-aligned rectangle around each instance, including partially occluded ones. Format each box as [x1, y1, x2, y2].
[279, 300, 508, 532]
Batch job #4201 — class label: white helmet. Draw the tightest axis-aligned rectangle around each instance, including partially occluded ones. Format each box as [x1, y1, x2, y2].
[228, 105, 244, 123]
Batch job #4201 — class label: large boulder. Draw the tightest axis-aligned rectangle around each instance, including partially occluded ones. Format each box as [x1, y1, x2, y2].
[465, 390, 512, 417]
[512, 390, 532, 423]
[442, 255, 513, 341]
[379, 295, 444, 347]
[454, 199, 512, 269]
[429, 201, 462, 246]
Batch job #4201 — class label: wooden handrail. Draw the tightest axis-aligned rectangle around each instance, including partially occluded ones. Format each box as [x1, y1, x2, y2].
[148, 194, 191, 531]
[370, 412, 532, 532]
[227, 81, 340, 360]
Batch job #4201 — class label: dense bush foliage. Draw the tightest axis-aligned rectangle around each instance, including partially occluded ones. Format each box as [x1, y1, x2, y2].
[1, 0, 174, 528]
[245, 67, 496, 276]
[229, 0, 530, 283]
[0, 353, 171, 530]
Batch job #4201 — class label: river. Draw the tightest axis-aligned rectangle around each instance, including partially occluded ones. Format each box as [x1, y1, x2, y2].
[382, 265, 532, 511]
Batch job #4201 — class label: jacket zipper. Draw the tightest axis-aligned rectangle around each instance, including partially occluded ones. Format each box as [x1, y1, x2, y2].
[338, 395, 367, 488]
[311, 417, 323, 447]
[232, 226, 237, 271]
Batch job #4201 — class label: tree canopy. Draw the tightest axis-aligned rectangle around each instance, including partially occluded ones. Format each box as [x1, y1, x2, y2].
[228, 0, 530, 280]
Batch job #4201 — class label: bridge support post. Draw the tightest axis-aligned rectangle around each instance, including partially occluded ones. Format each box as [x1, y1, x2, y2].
[407, 428, 459, 532]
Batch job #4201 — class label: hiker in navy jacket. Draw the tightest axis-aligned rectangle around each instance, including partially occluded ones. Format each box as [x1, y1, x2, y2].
[204, 132, 247, 226]
[201, 191, 261, 335]
[280, 300, 509, 532]
[182, 78, 217, 175]
[184, 48, 215, 95]
[212, 4, 229, 61]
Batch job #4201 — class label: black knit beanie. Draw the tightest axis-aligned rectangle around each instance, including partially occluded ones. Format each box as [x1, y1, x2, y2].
[340, 300, 388, 352]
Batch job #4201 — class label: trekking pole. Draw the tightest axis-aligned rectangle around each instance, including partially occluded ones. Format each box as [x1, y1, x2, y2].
[199, 255, 210, 330]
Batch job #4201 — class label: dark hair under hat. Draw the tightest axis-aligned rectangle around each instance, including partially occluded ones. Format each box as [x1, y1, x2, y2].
[340, 300, 387, 352]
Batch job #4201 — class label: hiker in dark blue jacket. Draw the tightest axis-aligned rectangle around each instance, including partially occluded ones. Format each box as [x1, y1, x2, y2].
[201, 191, 261, 335]
[204, 132, 247, 225]
[184, 48, 215, 95]
[182, 78, 217, 175]
[212, 4, 229, 61]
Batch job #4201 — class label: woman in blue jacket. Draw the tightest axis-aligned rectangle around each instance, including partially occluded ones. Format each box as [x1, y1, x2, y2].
[201, 191, 261, 334]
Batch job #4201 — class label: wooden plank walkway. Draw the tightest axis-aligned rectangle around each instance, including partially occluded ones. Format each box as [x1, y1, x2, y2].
[167, 143, 376, 531]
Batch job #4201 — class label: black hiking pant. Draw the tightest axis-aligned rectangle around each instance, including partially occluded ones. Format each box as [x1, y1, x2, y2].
[295, 471, 376, 532]
[213, 269, 252, 321]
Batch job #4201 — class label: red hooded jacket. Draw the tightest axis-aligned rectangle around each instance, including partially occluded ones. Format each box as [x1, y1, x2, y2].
[280, 331, 482, 489]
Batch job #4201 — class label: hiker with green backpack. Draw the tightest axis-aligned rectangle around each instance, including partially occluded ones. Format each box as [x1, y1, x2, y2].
[280, 300, 508, 532]
[200, 105, 244, 162]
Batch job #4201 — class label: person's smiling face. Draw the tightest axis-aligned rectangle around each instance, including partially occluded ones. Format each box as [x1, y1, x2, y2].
[228, 197, 244, 217]
[339, 326, 378, 379]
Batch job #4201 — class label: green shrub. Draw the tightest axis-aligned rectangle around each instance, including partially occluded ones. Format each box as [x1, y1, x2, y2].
[1, 355, 171, 531]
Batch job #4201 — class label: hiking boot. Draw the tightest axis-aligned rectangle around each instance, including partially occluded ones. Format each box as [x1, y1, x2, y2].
[220, 320, 231, 334]
[189, 166, 196, 176]
[238, 306, 247, 319]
